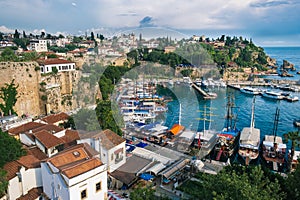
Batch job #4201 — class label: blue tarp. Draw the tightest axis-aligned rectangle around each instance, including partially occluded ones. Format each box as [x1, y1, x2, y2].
[126, 144, 135, 152]
[136, 142, 148, 148]
[140, 173, 154, 181]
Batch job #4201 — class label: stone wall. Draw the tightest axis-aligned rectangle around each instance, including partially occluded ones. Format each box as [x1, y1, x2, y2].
[0, 62, 86, 117]
[0, 62, 43, 116]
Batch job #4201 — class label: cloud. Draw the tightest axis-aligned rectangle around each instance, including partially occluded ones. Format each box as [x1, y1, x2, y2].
[0, 0, 300, 45]
[0, 25, 14, 33]
[139, 16, 155, 27]
[249, 0, 294, 8]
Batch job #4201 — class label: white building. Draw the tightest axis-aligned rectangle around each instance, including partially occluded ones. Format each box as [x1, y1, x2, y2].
[78, 129, 126, 172]
[2, 155, 43, 200]
[29, 39, 48, 52]
[38, 58, 76, 74]
[41, 143, 108, 200]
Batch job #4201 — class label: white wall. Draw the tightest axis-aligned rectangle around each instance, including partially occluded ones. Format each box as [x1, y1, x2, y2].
[6, 167, 42, 200]
[41, 162, 108, 200]
[20, 133, 35, 146]
[41, 63, 75, 74]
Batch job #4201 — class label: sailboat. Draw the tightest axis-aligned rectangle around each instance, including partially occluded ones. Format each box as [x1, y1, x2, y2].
[261, 108, 287, 172]
[195, 104, 219, 159]
[238, 97, 260, 165]
[211, 95, 240, 162]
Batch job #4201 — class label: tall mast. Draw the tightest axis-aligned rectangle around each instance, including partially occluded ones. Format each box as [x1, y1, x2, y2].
[179, 103, 182, 125]
[250, 97, 256, 129]
[272, 107, 280, 142]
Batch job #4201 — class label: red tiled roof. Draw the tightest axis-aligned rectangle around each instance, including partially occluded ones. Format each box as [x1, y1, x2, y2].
[60, 130, 79, 147]
[45, 144, 103, 179]
[3, 160, 21, 180]
[79, 129, 125, 150]
[3, 155, 41, 180]
[16, 187, 43, 200]
[8, 122, 46, 136]
[26, 146, 48, 160]
[17, 155, 40, 168]
[41, 112, 69, 124]
[37, 58, 74, 65]
[33, 130, 64, 149]
[30, 124, 64, 134]
[62, 158, 102, 178]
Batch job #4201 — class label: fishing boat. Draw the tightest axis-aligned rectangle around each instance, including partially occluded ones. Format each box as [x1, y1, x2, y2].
[240, 87, 261, 95]
[238, 97, 260, 165]
[261, 90, 284, 100]
[261, 108, 287, 172]
[211, 95, 240, 162]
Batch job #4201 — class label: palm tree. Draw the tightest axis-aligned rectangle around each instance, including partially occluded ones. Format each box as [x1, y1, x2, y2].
[283, 131, 300, 171]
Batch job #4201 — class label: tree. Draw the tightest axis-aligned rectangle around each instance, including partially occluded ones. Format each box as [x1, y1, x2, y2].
[0, 169, 8, 197]
[99, 34, 104, 43]
[96, 100, 123, 135]
[0, 47, 18, 61]
[13, 29, 20, 39]
[58, 34, 65, 39]
[285, 161, 300, 199]
[130, 184, 155, 200]
[179, 165, 285, 200]
[0, 79, 19, 116]
[41, 31, 45, 38]
[0, 32, 3, 41]
[72, 108, 101, 131]
[283, 131, 300, 171]
[0, 129, 26, 167]
[91, 32, 95, 41]
[22, 30, 27, 38]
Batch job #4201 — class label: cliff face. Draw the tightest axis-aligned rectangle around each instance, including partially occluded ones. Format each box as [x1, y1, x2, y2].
[0, 62, 85, 117]
[0, 62, 43, 116]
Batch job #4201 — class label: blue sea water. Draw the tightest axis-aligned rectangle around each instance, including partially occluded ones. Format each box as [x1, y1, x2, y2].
[163, 47, 300, 146]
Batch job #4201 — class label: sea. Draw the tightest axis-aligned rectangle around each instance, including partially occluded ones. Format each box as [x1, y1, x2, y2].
[162, 47, 300, 149]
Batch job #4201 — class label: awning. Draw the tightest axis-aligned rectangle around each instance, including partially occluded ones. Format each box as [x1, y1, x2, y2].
[159, 159, 188, 179]
[169, 124, 185, 135]
[146, 163, 166, 175]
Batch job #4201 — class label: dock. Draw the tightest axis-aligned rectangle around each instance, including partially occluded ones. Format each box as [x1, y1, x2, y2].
[191, 83, 216, 99]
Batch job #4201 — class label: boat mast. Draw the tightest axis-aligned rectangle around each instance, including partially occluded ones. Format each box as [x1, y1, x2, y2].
[250, 97, 256, 129]
[272, 107, 280, 143]
[179, 103, 182, 125]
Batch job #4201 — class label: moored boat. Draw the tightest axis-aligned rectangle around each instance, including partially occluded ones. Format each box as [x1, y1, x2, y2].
[261, 90, 284, 100]
[238, 97, 260, 165]
[261, 108, 287, 172]
[240, 87, 261, 95]
[211, 95, 240, 162]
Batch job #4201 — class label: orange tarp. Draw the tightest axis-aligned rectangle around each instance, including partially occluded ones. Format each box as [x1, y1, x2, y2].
[169, 124, 185, 135]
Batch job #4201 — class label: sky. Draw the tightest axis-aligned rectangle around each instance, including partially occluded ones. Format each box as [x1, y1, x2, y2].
[0, 0, 300, 46]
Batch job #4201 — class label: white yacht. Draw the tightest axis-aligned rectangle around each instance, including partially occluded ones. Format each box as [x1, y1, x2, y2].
[262, 90, 284, 100]
[240, 87, 261, 95]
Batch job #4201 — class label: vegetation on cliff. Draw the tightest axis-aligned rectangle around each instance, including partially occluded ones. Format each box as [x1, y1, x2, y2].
[0, 79, 19, 116]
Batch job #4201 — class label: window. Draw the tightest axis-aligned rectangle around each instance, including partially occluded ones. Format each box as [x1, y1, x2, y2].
[81, 189, 87, 199]
[96, 182, 101, 192]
